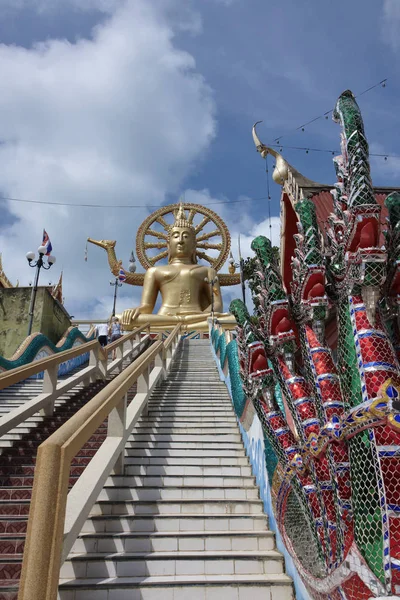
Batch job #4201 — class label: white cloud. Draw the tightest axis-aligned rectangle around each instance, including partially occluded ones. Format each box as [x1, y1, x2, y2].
[381, 0, 400, 51]
[0, 0, 216, 321]
[235, 216, 281, 259]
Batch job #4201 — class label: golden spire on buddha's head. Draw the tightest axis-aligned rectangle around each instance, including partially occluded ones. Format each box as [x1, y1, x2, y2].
[171, 203, 194, 231]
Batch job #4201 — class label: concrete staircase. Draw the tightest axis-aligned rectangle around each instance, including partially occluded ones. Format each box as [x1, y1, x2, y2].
[59, 339, 293, 600]
[0, 359, 138, 599]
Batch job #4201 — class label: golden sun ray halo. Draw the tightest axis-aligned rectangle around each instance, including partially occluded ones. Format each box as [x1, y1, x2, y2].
[136, 203, 231, 271]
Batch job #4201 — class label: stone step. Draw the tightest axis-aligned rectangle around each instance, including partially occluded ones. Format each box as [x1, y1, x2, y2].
[0, 455, 250, 471]
[124, 456, 250, 466]
[122, 465, 253, 476]
[157, 390, 224, 394]
[60, 549, 284, 579]
[125, 449, 247, 458]
[169, 368, 218, 372]
[126, 434, 242, 442]
[90, 499, 264, 517]
[136, 418, 237, 424]
[98, 487, 258, 502]
[138, 420, 238, 424]
[149, 392, 230, 396]
[129, 428, 240, 436]
[58, 574, 293, 600]
[83, 513, 269, 533]
[71, 530, 276, 554]
[146, 403, 232, 408]
[125, 443, 245, 451]
[2, 425, 107, 439]
[0, 518, 27, 534]
[154, 388, 227, 392]
[53, 340, 291, 600]
[149, 399, 230, 404]
[145, 409, 235, 415]
[151, 389, 227, 394]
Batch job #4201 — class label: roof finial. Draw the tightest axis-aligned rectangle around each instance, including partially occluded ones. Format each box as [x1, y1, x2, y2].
[252, 121, 289, 184]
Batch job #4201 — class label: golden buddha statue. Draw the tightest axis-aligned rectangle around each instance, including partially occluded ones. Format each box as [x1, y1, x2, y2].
[88, 203, 239, 332]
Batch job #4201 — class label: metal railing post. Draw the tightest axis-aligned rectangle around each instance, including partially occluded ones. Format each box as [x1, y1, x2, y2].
[137, 364, 150, 416]
[156, 347, 166, 382]
[116, 344, 123, 373]
[89, 345, 107, 381]
[108, 392, 127, 475]
[41, 364, 58, 416]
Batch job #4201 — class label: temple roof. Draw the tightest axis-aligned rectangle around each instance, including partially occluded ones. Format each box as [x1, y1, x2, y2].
[0, 253, 64, 304]
[0, 254, 13, 289]
[304, 185, 400, 245]
[51, 272, 63, 304]
[277, 156, 400, 294]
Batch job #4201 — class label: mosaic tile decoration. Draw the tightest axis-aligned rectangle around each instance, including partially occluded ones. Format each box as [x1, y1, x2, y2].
[227, 90, 400, 599]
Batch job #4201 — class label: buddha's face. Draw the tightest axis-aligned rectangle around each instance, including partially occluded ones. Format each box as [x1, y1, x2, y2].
[168, 227, 196, 262]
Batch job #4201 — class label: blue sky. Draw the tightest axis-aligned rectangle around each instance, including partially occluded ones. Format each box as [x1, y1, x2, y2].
[0, 0, 399, 318]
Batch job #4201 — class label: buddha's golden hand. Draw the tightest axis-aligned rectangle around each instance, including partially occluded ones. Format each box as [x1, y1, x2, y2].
[121, 307, 141, 326]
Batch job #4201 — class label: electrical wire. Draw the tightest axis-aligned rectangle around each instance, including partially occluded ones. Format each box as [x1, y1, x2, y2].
[265, 154, 273, 241]
[269, 144, 398, 159]
[0, 78, 391, 211]
[272, 78, 388, 143]
[0, 195, 265, 209]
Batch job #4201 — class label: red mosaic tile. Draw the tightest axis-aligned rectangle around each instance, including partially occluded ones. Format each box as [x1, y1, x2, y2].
[10, 491, 31, 501]
[0, 563, 22, 580]
[0, 589, 19, 600]
[0, 508, 19, 517]
[0, 542, 16, 555]
[5, 522, 27, 534]
[20, 479, 33, 487]
[341, 574, 372, 599]
[69, 468, 84, 477]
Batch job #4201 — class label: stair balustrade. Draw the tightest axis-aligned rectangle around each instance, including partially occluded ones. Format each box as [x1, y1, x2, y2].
[0, 324, 151, 436]
[17, 324, 181, 600]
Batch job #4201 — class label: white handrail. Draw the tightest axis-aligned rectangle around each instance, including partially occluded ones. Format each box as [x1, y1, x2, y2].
[0, 329, 150, 439]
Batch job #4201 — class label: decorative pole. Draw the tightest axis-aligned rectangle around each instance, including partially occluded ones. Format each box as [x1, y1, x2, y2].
[228, 237, 246, 307]
[204, 275, 218, 323]
[110, 277, 122, 317]
[26, 246, 56, 336]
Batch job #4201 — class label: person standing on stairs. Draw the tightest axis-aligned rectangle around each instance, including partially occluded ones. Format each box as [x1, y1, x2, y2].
[109, 316, 122, 359]
[95, 322, 109, 348]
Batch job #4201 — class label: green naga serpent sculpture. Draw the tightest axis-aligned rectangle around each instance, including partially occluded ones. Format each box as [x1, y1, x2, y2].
[229, 90, 400, 599]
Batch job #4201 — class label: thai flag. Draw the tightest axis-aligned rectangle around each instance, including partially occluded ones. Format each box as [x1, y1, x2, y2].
[118, 268, 127, 283]
[42, 230, 53, 256]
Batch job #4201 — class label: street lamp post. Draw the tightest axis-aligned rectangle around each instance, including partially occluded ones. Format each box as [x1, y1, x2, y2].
[229, 253, 246, 306]
[110, 277, 122, 317]
[26, 246, 56, 336]
[204, 275, 218, 323]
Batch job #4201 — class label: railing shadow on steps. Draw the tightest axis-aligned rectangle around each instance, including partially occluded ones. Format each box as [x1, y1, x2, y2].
[209, 320, 310, 600]
[15, 324, 181, 600]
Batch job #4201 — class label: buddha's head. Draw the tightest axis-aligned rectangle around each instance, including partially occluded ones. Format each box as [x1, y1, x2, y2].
[168, 204, 197, 264]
